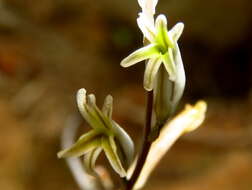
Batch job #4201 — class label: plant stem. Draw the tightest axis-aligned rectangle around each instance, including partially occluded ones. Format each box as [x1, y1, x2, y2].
[125, 91, 153, 190]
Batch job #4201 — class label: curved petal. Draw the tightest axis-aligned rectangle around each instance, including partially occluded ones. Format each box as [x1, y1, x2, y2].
[57, 130, 101, 158]
[77, 89, 106, 131]
[168, 22, 184, 42]
[86, 93, 112, 130]
[153, 65, 174, 124]
[102, 136, 126, 177]
[111, 121, 134, 168]
[137, 13, 156, 42]
[83, 147, 103, 175]
[143, 57, 162, 91]
[102, 95, 113, 119]
[91, 102, 114, 132]
[154, 44, 185, 123]
[77, 88, 87, 111]
[86, 93, 96, 105]
[138, 0, 158, 16]
[120, 43, 159, 68]
[86, 94, 110, 130]
[155, 14, 174, 49]
[161, 48, 176, 81]
[172, 43, 186, 105]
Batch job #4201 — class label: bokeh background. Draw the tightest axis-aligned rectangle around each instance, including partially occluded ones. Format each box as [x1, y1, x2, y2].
[0, 0, 252, 190]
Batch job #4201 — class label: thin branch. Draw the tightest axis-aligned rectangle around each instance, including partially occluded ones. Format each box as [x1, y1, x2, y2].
[125, 91, 153, 190]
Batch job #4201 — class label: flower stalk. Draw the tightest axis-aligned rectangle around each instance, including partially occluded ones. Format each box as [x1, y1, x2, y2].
[125, 91, 153, 190]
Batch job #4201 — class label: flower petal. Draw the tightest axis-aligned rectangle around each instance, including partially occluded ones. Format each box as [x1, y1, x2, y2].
[86, 94, 110, 130]
[86, 93, 96, 105]
[161, 48, 176, 81]
[154, 65, 172, 123]
[77, 89, 106, 131]
[154, 44, 185, 123]
[155, 14, 174, 49]
[111, 121, 134, 168]
[89, 98, 114, 132]
[83, 147, 103, 175]
[171, 43, 186, 105]
[168, 22, 184, 42]
[102, 136, 126, 177]
[143, 57, 162, 91]
[138, 0, 158, 16]
[120, 44, 159, 68]
[102, 95, 113, 119]
[57, 130, 101, 158]
[137, 13, 156, 42]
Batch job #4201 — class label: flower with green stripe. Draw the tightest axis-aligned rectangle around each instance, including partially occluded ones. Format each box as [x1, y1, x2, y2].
[58, 88, 134, 177]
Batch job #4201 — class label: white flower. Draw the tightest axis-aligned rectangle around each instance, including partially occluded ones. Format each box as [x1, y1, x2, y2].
[58, 89, 134, 178]
[137, 0, 158, 33]
[121, 0, 186, 124]
[121, 13, 184, 91]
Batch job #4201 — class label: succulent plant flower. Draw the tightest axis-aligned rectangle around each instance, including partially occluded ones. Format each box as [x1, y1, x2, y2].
[121, 0, 185, 126]
[58, 88, 134, 178]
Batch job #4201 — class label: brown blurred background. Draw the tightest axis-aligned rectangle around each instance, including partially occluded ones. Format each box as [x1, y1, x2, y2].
[0, 0, 252, 190]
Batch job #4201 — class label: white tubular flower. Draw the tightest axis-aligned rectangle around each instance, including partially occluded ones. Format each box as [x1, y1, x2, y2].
[121, 14, 184, 91]
[121, 0, 185, 124]
[58, 89, 134, 178]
